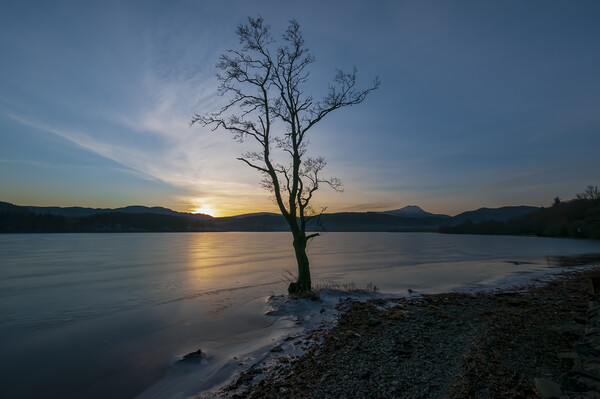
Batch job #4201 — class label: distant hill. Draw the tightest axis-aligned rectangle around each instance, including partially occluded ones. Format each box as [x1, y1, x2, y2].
[215, 213, 288, 231]
[72, 212, 213, 233]
[0, 202, 28, 214]
[440, 200, 600, 239]
[379, 205, 450, 219]
[304, 206, 536, 232]
[25, 205, 202, 218]
[306, 212, 447, 232]
[25, 206, 100, 218]
[1, 202, 214, 233]
[1, 202, 69, 233]
[450, 206, 540, 225]
[6, 201, 593, 237]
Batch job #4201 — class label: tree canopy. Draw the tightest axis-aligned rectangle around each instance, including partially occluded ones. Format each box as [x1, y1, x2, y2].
[192, 17, 379, 293]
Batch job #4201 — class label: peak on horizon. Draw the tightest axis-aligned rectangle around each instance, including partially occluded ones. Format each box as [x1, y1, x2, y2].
[379, 205, 448, 218]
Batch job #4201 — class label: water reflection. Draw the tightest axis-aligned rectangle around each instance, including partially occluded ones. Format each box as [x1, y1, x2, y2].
[181, 232, 295, 299]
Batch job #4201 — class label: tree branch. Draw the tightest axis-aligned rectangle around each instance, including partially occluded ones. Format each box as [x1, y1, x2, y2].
[237, 157, 268, 173]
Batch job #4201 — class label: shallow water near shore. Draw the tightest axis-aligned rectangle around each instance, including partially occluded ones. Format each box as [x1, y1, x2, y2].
[1, 232, 599, 398]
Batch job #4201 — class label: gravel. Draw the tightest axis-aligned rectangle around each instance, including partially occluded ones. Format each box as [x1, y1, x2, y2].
[209, 268, 600, 399]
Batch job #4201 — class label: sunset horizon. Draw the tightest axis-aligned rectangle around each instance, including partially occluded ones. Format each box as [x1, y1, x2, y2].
[3, 197, 556, 219]
[2, 2, 600, 397]
[2, 2, 598, 219]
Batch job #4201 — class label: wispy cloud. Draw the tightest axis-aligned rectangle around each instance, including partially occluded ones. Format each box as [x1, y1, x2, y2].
[4, 81, 270, 212]
[3, 1, 599, 215]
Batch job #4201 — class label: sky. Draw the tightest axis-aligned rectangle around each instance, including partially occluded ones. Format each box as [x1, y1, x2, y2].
[1, 1, 599, 217]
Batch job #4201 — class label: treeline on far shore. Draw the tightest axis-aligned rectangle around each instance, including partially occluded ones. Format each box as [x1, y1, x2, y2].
[2, 185, 599, 238]
[439, 194, 600, 240]
[0, 202, 215, 233]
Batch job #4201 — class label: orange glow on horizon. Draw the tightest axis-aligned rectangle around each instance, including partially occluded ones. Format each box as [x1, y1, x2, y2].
[192, 205, 216, 217]
[187, 198, 281, 218]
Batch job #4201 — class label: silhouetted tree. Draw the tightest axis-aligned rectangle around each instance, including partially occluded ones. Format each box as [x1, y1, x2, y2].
[553, 196, 561, 206]
[192, 17, 379, 294]
[576, 185, 599, 200]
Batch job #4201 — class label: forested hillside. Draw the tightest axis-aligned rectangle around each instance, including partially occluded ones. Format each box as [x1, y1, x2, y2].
[440, 186, 600, 239]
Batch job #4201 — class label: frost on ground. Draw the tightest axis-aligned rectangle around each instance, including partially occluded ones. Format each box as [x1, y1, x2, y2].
[190, 265, 600, 399]
[239, 266, 600, 399]
[137, 262, 599, 399]
[136, 286, 384, 399]
[192, 289, 386, 399]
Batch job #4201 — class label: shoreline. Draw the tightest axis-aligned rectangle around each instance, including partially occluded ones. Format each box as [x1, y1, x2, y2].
[199, 266, 600, 398]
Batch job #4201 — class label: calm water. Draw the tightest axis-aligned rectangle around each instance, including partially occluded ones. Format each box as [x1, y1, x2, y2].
[1, 232, 599, 398]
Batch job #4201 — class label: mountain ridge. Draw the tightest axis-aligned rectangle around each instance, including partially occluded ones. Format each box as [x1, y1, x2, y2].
[451, 206, 541, 224]
[378, 205, 451, 219]
[12, 202, 539, 222]
[24, 204, 211, 218]
[2, 201, 541, 233]
[3, 200, 597, 239]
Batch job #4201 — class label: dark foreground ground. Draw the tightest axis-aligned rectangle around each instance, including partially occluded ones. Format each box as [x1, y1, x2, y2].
[232, 268, 600, 399]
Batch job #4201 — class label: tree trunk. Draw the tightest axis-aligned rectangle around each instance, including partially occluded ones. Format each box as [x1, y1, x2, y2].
[289, 233, 311, 294]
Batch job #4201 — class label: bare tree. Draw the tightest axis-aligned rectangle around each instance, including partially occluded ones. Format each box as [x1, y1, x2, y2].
[192, 17, 379, 294]
[576, 185, 599, 200]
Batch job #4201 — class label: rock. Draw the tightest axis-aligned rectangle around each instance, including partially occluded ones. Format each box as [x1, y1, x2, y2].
[367, 318, 382, 327]
[566, 372, 600, 393]
[534, 377, 562, 399]
[557, 351, 579, 359]
[387, 309, 406, 320]
[180, 348, 203, 362]
[557, 351, 581, 369]
[271, 344, 283, 352]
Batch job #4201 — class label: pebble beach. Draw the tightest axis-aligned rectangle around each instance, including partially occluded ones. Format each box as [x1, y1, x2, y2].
[217, 267, 600, 399]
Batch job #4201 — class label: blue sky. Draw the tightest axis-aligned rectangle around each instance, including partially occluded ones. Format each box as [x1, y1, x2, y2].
[1, 0, 599, 216]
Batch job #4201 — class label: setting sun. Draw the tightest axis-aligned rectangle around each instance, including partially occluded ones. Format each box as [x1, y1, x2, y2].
[192, 205, 215, 216]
